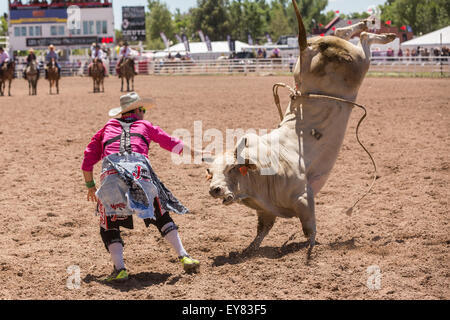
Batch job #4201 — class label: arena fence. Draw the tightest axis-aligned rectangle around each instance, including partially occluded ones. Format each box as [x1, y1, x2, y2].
[12, 56, 450, 79]
[368, 56, 450, 76]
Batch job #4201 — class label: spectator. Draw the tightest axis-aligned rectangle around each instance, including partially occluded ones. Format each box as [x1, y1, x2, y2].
[433, 47, 440, 57]
[257, 48, 263, 58]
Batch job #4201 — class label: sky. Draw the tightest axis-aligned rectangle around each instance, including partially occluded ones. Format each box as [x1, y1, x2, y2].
[1, 0, 388, 30]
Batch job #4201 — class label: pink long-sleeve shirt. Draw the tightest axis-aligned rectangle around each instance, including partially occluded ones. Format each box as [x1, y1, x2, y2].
[81, 116, 183, 171]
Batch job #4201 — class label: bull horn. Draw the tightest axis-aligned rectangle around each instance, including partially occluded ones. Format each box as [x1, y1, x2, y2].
[292, 0, 307, 52]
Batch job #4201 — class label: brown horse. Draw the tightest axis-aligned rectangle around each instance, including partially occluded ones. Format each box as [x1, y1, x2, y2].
[119, 58, 135, 92]
[47, 58, 60, 95]
[0, 61, 15, 96]
[25, 60, 39, 96]
[90, 58, 104, 93]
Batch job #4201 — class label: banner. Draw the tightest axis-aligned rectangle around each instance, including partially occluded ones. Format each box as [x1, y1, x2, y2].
[198, 30, 206, 43]
[205, 35, 212, 51]
[227, 35, 235, 52]
[175, 34, 183, 43]
[182, 33, 190, 52]
[122, 6, 146, 41]
[247, 33, 254, 46]
[26, 36, 98, 48]
[10, 8, 67, 24]
[160, 32, 169, 49]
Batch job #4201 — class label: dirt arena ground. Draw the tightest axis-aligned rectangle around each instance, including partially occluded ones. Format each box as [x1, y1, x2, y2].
[0, 75, 448, 300]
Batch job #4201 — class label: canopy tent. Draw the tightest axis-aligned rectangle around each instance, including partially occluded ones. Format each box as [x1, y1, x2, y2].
[152, 41, 251, 59]
[401, 26, 450, 48]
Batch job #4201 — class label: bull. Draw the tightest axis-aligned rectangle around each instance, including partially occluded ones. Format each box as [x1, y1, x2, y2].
[205, 0, 395, 256]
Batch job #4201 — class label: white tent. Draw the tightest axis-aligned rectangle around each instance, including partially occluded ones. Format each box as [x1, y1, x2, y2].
[401, 25, 450, 48]
[152, 41, 251, 59]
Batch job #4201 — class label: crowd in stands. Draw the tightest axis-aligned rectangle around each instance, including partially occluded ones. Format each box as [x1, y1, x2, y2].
[372, 46, 450, 61]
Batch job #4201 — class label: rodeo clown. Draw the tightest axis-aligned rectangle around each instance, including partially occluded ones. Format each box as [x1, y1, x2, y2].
[81, 92, 199, 282]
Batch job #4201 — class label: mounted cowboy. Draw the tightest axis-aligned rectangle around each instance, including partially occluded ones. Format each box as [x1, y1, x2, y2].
[0, 46, 10, 78]
[116, 42, 137, 77]
[0, 46, 15, 96]
[89, 44, 108, 77]
[45, 45, 61, 79]
[23, 48, 40, 80]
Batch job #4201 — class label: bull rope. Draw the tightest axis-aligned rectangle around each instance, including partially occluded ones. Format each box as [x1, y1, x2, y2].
[272, 83, 378, 216]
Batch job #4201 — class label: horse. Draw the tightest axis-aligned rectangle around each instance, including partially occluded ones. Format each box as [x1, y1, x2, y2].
[0, 61, 15, 97]
[119, 58, 135, 92]
[47, 58, 60, 95]
[90, 58, 104, 93]
[25, 60, 39, 96]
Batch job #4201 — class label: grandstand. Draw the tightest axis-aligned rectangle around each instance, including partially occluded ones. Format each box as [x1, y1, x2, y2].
[7, 0, 114, 56]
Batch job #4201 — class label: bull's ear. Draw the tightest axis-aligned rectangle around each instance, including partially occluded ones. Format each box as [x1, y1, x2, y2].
[237, 163, 258, 176]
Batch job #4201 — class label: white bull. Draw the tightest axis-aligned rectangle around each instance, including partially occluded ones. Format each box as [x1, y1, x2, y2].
[205, 0, 395, 256]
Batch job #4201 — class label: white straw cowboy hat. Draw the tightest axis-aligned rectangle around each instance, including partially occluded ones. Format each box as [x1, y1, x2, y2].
[108, 92, 156, 117]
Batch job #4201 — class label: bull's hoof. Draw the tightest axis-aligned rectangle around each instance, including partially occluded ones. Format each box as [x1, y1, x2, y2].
[242, 243, 259, 256]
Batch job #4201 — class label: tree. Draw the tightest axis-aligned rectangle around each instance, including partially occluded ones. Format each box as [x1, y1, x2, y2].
[317, 10, 337, 27]
[380, 0, 450, 35]
[0, 15, 7, 37]
[173, 8, 194, 38]
[146, 0, 175, 49]
[191, 0, 231, 41]
[115, 29, 123, 43]
[268, 2, 292, 42]
[241, 0, 268, 42]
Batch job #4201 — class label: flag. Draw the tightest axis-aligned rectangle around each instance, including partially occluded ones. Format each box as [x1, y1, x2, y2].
[400, 25, 406, 31]
[160, 32, 169, 49]
[385, 20, 392, 25]
[227, 35, 236, 52]
[198, 30, 206, 43]
[205, 35, 212, 51]
[175, 34, 183, 43]
[182, 33, 190, 52]
[265, 32, 272, 44]
[248, 33, 254, 46]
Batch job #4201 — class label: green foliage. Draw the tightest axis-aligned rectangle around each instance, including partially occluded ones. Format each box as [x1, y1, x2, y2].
[269, 4, 292, 42]
[146, 0, 175, 49]
[380, 0, 450, 34]
[140, 0, 449, 50]
[0, 15, 7, 36]
[115, 29, 123, 43]
[191, 0, 231, 41]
